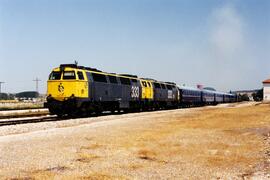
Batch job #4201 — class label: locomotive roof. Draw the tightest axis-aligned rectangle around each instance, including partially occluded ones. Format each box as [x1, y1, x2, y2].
[55, 64, 175, 85]
[60, 64, 102, 72]
[119, 74, 138, 78]
[57, 64, 139, 80]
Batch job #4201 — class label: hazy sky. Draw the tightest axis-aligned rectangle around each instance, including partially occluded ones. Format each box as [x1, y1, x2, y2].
[0, 0, 269, 93]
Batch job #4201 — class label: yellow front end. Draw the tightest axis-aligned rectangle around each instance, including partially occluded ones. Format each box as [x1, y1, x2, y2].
[47, 67, 88, 101]
[140, 80, 154, 100]
[47, 81, 88, 101]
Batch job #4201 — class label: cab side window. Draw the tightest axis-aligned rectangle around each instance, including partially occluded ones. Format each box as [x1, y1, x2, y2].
[49, 71, 61, 80]
[77, 71, 84, 80]
[142, 81, 147, 87]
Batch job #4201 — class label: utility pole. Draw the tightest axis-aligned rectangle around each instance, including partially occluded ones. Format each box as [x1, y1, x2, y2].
[33, 78, 41, 94]
[0, 82, 4, 94]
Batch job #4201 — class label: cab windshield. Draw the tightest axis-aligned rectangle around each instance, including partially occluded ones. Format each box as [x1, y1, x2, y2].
[63, 71, 76, 80]
[49, 71, 61, 80]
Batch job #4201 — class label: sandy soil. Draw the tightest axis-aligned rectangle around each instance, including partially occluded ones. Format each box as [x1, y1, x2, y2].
[0, 102, 269, 179]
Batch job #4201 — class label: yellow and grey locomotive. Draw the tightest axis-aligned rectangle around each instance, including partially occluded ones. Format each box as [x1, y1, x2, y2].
[45, 64, 179, 116]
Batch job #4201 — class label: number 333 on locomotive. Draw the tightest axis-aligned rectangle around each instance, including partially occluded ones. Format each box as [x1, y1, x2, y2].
[131, 86, 139, 98]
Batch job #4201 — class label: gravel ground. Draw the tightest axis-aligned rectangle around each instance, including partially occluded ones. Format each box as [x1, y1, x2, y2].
[0, 102, 269, 179]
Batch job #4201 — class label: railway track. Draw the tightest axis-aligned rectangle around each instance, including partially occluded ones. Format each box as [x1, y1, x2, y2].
[0, 105, 217, 127]
[0, 113, 50, 120]
[0, 115, 60, 127]
[0, 109, 49, 120]
[0, 107, 46, 112]
[0, 109, 120, 127]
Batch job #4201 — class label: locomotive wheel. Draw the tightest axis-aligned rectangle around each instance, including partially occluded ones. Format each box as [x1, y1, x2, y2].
[56, 113, 64, 118]
[68, 110, 81, 118]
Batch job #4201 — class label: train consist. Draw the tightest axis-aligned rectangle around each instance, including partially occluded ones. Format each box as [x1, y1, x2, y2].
[45, 64, 237, 117]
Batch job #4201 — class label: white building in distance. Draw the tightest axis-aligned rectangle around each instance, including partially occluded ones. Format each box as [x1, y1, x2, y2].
[263, 79, 270, 101]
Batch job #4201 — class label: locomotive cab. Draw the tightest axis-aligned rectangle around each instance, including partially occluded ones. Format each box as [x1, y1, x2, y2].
[47, 67, 88, 101]
[140, 80, 154, 100]
[45, 65, 89, 116]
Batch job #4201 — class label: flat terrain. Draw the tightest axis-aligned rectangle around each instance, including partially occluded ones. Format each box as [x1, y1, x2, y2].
[0, 102, 269, 179]
[0, 101, 44, 111]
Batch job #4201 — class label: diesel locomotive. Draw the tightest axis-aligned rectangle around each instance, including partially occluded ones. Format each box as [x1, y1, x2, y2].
[45, 64, 237, 117]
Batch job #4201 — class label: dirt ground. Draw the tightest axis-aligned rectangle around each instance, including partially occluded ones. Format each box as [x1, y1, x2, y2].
[0, 102, 269, 179]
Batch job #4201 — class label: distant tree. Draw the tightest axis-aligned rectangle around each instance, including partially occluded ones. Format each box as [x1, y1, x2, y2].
[239, 94, 250, 101]
[0, 93, 8, 100]
[252, 89, 263, 101]
[16, 91, 39, 99]
[8, 94, 15, 100]
[0, 93, 16, 100]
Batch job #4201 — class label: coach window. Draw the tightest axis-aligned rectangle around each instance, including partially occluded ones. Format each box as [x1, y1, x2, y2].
[92, 73, 107, 83]
[147, 82, 151, 87]
[63, 71, 76, 80]
[109, 75, 118, 84]
[77, 71, 84, 80]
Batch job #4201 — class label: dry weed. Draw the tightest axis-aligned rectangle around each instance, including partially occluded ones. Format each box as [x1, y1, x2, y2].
[76, 153, 100, 163]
